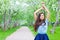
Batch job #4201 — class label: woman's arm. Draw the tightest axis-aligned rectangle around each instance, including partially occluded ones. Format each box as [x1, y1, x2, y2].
[34, 7, 43, 20]
[45, 6, 50, 19]
[42, 5, 50, 20]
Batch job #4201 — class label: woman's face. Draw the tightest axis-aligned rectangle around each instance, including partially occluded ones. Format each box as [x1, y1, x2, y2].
[40, 14, 44, 20]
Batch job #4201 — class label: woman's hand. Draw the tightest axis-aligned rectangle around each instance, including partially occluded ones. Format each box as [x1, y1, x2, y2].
[42, 2, 45, 9]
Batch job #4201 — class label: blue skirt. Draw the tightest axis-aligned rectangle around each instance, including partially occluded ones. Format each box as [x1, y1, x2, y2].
[34, 34, 49, 40]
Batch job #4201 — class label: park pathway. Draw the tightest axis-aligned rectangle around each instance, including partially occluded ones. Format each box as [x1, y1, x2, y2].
[6, 26, 34, 40]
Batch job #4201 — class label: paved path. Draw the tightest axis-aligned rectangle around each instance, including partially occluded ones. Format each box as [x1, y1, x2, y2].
[6, 26, 34, 40]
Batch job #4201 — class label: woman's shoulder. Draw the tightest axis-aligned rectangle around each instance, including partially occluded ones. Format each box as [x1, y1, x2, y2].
[45, 18, 49, 25]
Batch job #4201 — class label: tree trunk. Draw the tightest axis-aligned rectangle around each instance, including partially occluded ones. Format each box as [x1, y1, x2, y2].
[4, 10, 6, 31]
[7, 9, 11, 29]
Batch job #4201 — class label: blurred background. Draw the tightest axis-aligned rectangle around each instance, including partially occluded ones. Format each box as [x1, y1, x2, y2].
[0, 0, 60, 40]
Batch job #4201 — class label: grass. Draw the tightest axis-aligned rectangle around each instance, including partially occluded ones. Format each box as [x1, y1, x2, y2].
[0, 26, 20, 40]
[0, 25, 60, 40]
[29, 25, 60, 40]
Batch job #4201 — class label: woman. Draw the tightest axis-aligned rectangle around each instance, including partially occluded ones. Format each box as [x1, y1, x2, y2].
[34, 2, 50, 40]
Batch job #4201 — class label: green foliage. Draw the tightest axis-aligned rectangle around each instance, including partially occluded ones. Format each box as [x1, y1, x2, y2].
[0, 0, 59, 29]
